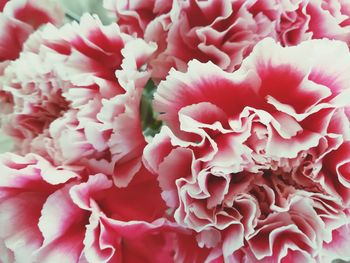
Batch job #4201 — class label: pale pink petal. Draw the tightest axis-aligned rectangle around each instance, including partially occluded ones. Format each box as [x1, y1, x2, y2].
[0, 192, 45, 262]
[84, 216, 180, 263]
[158, 147, 193, 208]
[3, 0, 63, 29]
[322, 142, 350, 204]
[0, 13, 32, 61]
[71, 168, 167, 222]
[142, 126, 174, 174]
[154, 60, 260, 139]
[322, 223, 350, 261]
[69, 173, 113, 211]
[35, 184, 88, 263]
[0, 152, 81, 261]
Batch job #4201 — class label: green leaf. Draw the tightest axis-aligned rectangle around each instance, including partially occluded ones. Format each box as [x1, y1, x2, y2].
[140, 79, 162, 137]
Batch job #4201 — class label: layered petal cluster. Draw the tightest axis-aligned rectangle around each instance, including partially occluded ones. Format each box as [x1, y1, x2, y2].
[275, 0, 350, 46]
[106, 0, 350, 82]
[151, 0, 279, 80]
[106, 0, 279, 81]
[0, 151, 182, 263]
[0, 14, 156, 185]
[0, 0, 64, 71]
[0, 152, 80, 262]
[145, 38, 350, 261]
[1, 0, 350, 262]
[103, 0, 173, 38]
[103, 0, 174, 78]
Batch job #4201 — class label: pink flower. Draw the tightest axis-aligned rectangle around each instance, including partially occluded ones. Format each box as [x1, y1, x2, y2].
[0, 49, 69, 142]
[275, 0, 350, 46]
[144, 38, 350, 261]
[30, 86, 146, 187]
[37, 168, 171, 262]
[103, 0, 174, 80]
[0, 14, 31, 69]
[0, 152, 80, 262]
[3, 0, 63, 28]
[105, 0, 283, 80]
[0, 151, 181, 262]
[71, 171, 176, 263]
[141, 0, 278, 80]
[1, 14, 156, 186]
[103, 0, 173, 38]
[0, 0, 63, 70]
[321, 221, 350, 262]
[106, 0, 350, 82]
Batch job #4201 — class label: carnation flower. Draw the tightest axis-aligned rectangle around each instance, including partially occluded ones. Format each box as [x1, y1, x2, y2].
[1, 0, 350, 262]
[0, 14, 156, 186]
[103, 0, 174, 81]
[0, 48, 69, 142]
[0, 151, 179, 262]
[37, 169, 171, 263]
[321, 220, 350, 262]
[106, 0, 280, 80]
[139, 0, 275, 80]
[144, 38, 350, 261]
[107, 0, 350, 82]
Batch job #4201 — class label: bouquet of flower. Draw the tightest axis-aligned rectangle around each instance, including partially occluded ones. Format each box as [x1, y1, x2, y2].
[1, 0, 350, 262]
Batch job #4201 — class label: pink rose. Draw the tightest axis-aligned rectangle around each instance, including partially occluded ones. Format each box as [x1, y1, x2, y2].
[144, 38, 350, 261]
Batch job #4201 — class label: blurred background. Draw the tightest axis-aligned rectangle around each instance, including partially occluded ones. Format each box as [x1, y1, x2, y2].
[0, 130, 12, 153]
[55, 0, 113, 23]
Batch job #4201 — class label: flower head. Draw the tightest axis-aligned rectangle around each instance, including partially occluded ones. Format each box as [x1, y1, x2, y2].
[0, 14, 156, 186]
[145, 38, 350, 261]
